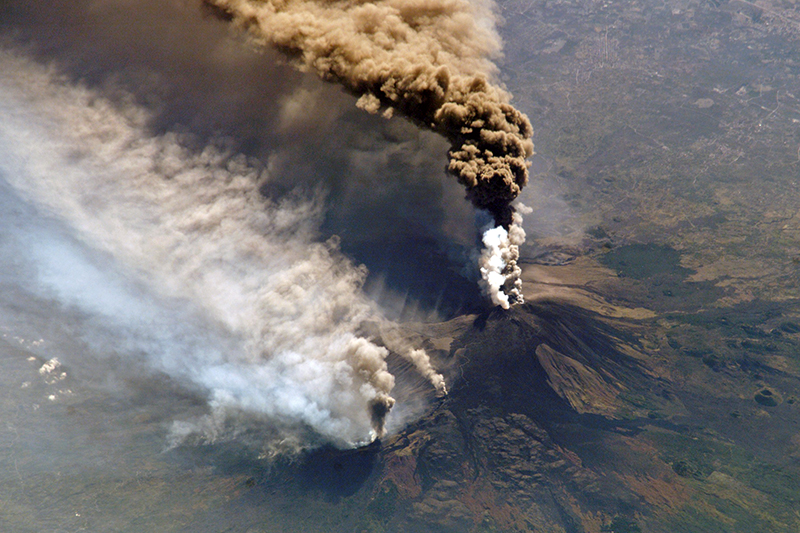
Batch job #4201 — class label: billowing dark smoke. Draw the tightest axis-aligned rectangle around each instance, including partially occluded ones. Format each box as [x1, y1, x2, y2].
[207, 0, 534, 307]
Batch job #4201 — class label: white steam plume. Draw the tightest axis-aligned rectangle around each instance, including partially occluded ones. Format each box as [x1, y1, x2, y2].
[377, 322, 448, 397]
[406, 348, 448, 397]
[479, 210, 526, 309]
[0, 50, 406, 447]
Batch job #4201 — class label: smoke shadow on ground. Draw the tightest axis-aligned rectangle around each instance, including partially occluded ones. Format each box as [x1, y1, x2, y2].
[168, 437, 380, 502]
[298, 441, 381, 500]
[348, 237, 485, 320]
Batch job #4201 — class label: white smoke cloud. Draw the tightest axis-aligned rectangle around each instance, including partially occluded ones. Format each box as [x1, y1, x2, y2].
[478, 210, 525, 309]
[0, 49, 411, 448]
[405, 348, 448, 397]
[375, 322, 447, 397]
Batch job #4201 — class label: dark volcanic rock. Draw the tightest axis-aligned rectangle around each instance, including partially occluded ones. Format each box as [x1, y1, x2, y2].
[370, 301, 682, 532]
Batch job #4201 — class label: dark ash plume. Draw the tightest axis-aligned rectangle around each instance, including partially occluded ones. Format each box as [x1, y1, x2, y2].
[206, 0, 534, 307]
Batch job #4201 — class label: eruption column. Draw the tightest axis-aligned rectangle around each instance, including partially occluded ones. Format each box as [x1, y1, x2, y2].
[207, 0, 534, 307]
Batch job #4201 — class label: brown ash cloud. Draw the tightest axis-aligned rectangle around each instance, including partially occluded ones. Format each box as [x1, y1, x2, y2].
[208, 0, 534, 306]
[207, 0, 534, 227]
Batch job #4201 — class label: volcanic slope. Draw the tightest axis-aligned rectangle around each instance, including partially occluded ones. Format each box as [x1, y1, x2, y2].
[176, 301, 701, 532]
[370, 302, 681, 532]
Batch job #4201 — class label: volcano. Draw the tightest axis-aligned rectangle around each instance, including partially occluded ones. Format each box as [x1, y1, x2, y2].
[180, 299, 692, 532]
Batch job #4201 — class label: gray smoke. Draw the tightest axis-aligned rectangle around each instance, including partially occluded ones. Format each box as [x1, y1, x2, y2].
[0, 49, 404, 447]
[377, 322, 447, 396]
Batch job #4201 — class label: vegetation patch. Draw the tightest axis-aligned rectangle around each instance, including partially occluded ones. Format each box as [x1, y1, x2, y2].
[601, 515, 641, 533]
[357, 480, 400, 533]
[754, 388, 781, 407]
[600, 244, 690, 280]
